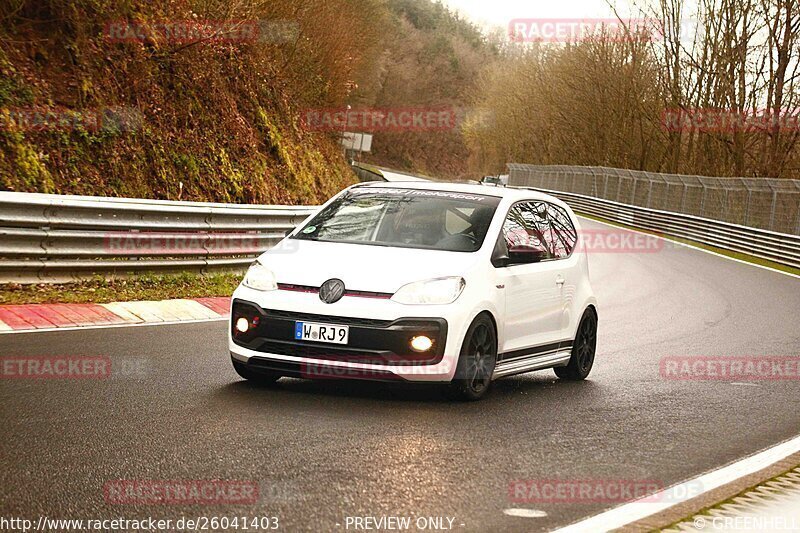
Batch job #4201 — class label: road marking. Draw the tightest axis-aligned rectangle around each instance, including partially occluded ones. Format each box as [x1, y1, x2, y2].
[102, 301, 164, 322]
[144, 300, 186, 321]
[552, 433, 800, 532]
[99, 302, 145, 323]
[503, 508, 548, 518]
[0, 316, 227, 335]
[0, 297, 232, 335]
[168, 299, 221, 320]
[579, 216, 800, 280]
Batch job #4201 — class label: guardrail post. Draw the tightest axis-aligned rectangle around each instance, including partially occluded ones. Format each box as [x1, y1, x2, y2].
[796, 206, 800, 236]
[769, 190, 778, 231]
[795, 209, 800, 235]
[203, 209, 214, 273]
[744, 189, 751, 227]
[41, 201, 56, 282]
[680, 183, 687, 212]
[723, 188, 729, 221]
[700, 188, 707, 218]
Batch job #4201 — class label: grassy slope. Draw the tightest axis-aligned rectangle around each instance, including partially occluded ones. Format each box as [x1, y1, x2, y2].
[0, 273, 242, 305]
[0, 1, 356, 204]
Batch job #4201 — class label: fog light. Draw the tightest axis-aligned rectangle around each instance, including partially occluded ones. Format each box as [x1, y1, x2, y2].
[410, 335, 433, 352]
[235, 317, 250, 333]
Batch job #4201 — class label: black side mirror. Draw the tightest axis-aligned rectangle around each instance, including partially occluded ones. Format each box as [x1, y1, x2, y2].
[491, 233, 510, 267]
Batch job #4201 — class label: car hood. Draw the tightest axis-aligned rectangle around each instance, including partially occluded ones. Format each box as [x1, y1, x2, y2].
[258, 238, 480, 293]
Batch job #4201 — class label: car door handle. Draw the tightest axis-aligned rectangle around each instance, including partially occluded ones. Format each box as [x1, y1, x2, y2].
[555, 275, 565, 286]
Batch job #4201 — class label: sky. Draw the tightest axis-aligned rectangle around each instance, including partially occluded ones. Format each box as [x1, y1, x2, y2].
[439, 0, 645, 33]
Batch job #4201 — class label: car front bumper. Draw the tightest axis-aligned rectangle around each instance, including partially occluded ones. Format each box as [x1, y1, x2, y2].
[228, 286, 466, 382]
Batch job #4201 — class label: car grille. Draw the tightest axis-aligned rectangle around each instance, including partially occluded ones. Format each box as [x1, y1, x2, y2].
[262, 308, 393, 328]
[255, 340, 389, 362]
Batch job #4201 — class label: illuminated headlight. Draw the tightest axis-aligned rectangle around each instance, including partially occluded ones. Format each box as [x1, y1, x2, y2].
[410, 335, 433, 352]
[391, 277, 465, 305]
[242, 261, 277, 291]
[235, 317, 250, 333]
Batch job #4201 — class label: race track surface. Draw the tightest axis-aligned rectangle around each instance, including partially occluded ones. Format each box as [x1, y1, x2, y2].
[2, 219, 799, 532]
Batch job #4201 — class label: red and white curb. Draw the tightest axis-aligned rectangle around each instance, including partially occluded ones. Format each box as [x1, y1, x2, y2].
[0, 297, 230, 333]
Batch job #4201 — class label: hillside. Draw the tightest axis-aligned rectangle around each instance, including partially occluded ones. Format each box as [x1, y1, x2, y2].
[0, 0, 496, 202]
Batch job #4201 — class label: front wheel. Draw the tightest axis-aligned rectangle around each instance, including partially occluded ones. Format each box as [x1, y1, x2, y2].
[555, 309, 597, 381]
[232, 359, 282, 385]
[448, 315, 498, 401]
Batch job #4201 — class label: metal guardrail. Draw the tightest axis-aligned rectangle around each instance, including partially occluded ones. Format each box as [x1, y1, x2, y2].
[3, 165, 798, 284]
[350, 162, 433, 183]
[513, 187, 800, 270]
[351, 162, 385, 182]
[0, 192, 317, 283]
[507, 164, 800, 235]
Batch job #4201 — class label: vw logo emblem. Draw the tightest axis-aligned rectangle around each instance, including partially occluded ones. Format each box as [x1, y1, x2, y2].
[319, 278, 345, 304]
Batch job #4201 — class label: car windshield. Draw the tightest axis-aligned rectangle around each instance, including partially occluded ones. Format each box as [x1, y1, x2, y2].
[292, 188, 501, 252]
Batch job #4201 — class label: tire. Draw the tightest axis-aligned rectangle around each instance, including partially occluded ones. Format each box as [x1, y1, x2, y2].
[232, 359, 282, 385]
[448, 314, 498, 401]
[555, 309, 597, 381]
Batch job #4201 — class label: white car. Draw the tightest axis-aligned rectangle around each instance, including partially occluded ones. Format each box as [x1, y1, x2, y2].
[229, 182, 597, 400]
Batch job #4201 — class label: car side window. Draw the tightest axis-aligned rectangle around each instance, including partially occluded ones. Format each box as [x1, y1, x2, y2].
[502, 202, 553, 258]
[544, 203, 578, 258]
[501, 201, 577, 260]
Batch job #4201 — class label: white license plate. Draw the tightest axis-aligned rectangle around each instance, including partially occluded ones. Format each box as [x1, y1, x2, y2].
[294, 321, 349, 344]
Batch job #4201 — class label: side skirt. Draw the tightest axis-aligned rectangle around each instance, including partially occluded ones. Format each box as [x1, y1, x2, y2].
[492, 345, 572, 379]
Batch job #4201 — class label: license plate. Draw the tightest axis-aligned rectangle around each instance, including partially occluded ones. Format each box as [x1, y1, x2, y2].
[294, 321, 349, 344]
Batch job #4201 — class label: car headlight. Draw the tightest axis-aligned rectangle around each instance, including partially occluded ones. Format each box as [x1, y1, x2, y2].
[242, 261, 277, 291]
[391, 276, 466, 305]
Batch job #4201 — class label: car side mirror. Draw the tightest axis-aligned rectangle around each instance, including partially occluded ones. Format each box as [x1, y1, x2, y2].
[491, 233, 510, 267]
[507, 244, 549, 264]
[491, 249, 509, 267]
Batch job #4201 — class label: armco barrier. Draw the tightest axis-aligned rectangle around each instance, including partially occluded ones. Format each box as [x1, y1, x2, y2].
[3, 166, 799, 283]
[507, 164, 800, 236]
[0, 192, 316, 283]
[510, 187, 800, 270]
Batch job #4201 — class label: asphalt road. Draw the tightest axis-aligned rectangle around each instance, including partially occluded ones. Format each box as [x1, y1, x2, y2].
[2, 219, 800, 532]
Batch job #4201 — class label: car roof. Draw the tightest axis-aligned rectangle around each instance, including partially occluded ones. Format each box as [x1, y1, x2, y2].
[353, 180, 560, 203]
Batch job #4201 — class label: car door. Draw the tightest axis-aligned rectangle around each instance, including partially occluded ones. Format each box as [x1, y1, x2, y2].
[542, 202, 581, 340]
[495, 201, 567, 354]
